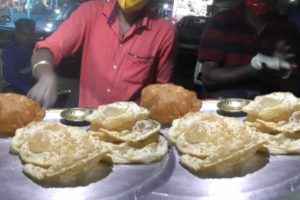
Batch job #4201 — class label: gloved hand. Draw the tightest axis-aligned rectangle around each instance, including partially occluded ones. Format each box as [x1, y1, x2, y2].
[251, 53, 292, 71]
[27, 72, 58, 108]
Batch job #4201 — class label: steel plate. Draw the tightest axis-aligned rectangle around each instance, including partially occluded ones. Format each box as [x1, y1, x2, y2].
[217, 98, 250, 114]
[150, 100, 300, 200]
[60, 108, 93, 123]
[0, 110, 175, 200]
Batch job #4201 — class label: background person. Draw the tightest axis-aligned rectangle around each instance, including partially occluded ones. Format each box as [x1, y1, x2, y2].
[289, 3, 300, 29]
[27, 0, 177, 108]
[198, 0, 300, 99]
[1, 18, 36, 94]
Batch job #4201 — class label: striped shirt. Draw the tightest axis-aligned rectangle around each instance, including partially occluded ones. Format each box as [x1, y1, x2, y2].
[198, 3, 300, 98]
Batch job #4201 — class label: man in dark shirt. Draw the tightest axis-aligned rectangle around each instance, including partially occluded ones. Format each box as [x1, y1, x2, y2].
[198, 0, 300, 99]
[1, 18, 37, 94]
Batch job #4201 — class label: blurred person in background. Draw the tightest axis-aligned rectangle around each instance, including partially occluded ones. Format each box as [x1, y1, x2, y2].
[27, 0, 176, 108]
[1, 18, 37, 94]
[289, 1, 300, 29]
[198, 0, 300, 99]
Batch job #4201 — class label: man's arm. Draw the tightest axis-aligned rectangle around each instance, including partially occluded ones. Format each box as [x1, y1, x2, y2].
[27, 48, 58, 108]
[31, 48, 55, 78]
[201, 61, 256, 87]
[156, 25, 177, 83]
[27, 2, 95, 107]
[202, 52, 295, 90]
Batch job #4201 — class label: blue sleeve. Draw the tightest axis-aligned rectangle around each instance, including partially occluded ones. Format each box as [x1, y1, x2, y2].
[1, 48, 30, 94]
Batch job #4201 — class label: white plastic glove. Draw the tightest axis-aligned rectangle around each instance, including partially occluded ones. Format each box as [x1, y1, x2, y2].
[251, 53, 292, 71]
[27, 72, 58, 108]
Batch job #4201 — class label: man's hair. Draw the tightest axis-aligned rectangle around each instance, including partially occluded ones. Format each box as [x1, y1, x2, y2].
[14, 18, 36, 32]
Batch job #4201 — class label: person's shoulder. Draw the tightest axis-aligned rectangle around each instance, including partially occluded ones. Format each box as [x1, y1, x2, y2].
[149, 14, 175, 34]
[1, 42, 19, 59]
[155, 18, 175, 31]
[80, 0, 113, 6]
[206, 8, 245, 31]
[77, 0, 114, 11]
[212, 9, 240, 22]
[2, 42, 19, 53]
[211, 2, 244, 22]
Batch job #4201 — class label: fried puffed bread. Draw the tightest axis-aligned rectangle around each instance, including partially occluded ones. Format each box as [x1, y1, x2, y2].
[100, 135, 168, 164]
[242, 92, 300, 123]
[10, 121, 107, 181]
[258, 132, 300, 155]
[86, 101, 168, 164]
[89, 119, 161, 143]
[245, 111, 300, 154]
[86, 101, 150, 132]
[0, 93, 45, 135]
[169, 112, 264, 171]
[140, 83, 202, 125]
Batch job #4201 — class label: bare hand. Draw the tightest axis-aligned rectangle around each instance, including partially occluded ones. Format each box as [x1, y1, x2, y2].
[260, 65, 292, 79]
[273, 40, 295, 61]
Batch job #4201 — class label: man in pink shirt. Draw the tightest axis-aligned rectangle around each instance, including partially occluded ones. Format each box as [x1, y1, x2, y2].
[28, 0, 176, 108]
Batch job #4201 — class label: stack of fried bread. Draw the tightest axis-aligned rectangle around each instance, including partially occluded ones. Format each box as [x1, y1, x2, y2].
[243, 92, 300, 154]
[168, 112, 265, 171]
[85, 101, 168, 164]
[140, 83, 202, 126]
[10, 121, 107, 181]
[0, 93, 45, 135]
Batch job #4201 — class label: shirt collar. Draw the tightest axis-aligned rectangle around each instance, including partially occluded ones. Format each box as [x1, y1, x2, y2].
[101, 0, 118, 26]
[141, 7, 154, 30]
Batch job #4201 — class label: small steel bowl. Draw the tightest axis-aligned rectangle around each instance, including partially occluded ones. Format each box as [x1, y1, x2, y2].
[60, 108, 93, 123]
[217, 98, 251, 114]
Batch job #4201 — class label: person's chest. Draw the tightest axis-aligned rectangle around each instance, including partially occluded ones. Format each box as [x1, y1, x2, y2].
[225, 20, 291, 56]
[11, 46, 32, 70]
[80, 15, 166, 83]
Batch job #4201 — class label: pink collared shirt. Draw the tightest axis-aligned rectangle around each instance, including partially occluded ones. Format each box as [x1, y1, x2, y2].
[35, 0, 176, 108]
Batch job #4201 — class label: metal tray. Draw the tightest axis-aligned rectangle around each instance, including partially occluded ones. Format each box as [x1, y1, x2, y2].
[150, 100, 300, 200]
[0, 110, 175, 200]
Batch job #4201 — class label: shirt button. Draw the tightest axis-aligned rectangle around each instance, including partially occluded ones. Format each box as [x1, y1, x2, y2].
[107, 88, 111, 93]
[112, 65, 117, 69]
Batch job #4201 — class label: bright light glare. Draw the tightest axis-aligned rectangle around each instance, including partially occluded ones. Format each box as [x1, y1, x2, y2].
[44, 23, 53, 32]
[46, 23, 53, 28]
[51, 190, 86, 200]
[206, 181, 244, 196]
[44, 27, 52, 32]
[163, 3, 169, 10]
[54, 9, 61, 14]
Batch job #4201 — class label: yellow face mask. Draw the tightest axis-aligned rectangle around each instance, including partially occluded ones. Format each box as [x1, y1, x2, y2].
[118, 0, 149, 13]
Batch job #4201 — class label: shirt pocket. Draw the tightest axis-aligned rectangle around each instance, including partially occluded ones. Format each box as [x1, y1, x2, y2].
[124, 52, 155, 84]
